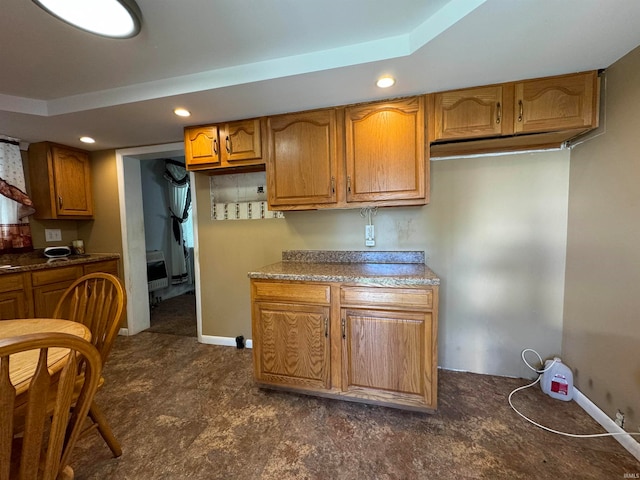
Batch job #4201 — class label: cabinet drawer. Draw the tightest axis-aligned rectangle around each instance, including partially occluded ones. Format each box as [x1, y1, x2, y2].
[31, 266, 83, 287]
[0, 273, 26, 293]
[83, 260, 119, 276]
[252, 281, 330, 305]
[340, 286, 433, 311]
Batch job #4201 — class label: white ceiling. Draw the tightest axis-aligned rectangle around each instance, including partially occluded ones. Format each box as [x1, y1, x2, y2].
[2, 0, 640, 151]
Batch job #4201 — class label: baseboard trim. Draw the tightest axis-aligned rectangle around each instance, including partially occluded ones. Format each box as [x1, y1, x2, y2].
[574, 388, 640, 462]
[199, 335, 253, 349]
[118, 328, 129, 336]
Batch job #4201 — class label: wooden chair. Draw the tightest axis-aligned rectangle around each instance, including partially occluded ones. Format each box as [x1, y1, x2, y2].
[0, 332, 102, 480]
[53, 273, 126, 458]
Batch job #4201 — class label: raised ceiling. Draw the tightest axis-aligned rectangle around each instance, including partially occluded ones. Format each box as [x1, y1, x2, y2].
[1, 0, 640, 150]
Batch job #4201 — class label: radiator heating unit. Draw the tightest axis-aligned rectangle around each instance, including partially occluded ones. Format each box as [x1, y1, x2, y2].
[146, 250, 169, 292]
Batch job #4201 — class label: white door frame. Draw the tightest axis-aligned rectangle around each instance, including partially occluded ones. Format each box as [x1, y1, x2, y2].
[115, 143, 201, 338]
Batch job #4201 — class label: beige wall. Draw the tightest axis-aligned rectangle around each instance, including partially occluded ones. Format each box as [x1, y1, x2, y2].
[564, 48, 640, 427]
[196, 150, 570, 378]
[77, 150, 123, 258]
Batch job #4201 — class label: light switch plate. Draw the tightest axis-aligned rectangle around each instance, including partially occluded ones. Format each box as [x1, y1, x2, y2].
[45, 229, 62, 242]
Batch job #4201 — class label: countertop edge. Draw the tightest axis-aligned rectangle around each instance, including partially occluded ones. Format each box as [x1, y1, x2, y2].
[0, 253, 121, 274]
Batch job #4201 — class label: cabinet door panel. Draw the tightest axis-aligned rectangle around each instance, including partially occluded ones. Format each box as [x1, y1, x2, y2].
[0, 291, 29, 320]
[342, 308, 433, 405]
[184, 126, 221, 170]
[222, 119, 263, 163]
[515, 71, 597, 134]
[267, 110, 338, 207]
[51, 146, 93, 216]
[254, 302, 330, 389]
[33, 280, 75, 318]
[434, 86, 508, 140]
[345, 97, 425, 202]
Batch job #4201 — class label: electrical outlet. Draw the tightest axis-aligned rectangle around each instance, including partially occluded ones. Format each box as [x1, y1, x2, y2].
[44, 229, 62, 242]
[365, 225, 375, 247]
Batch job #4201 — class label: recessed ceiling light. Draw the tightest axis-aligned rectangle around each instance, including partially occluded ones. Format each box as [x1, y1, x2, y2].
[376, 76, 396, 88]
[174, 108, 191, 117]
[80, 136, 95, 144]
[33, 0, 142, 39]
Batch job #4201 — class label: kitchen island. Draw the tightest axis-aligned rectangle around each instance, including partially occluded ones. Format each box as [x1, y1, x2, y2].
[0, 250, 120, 319]
[249, 250, 440, 412]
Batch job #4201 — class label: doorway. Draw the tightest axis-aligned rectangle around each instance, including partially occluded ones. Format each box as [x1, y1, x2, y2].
[115, 143, 201, 338]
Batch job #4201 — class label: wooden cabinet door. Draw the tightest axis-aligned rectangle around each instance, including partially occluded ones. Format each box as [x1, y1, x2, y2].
[33, 280, 76, 317]
[253, 301, 330, 389]
[0, 291, 30, 319]
[266, 109, 338, 208]
[341, 308, 434, 408]
[51, 146, 93, 217]
[433, 85, 511, 141]
[345, 97, 425, 203]
[221, 119, 263, 164]
[514, 71, 598, 134]
[184, 125, 221, 170]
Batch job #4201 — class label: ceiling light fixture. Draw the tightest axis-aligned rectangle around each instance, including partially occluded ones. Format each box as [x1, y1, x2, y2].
[376, 76, 396, 88]
[174, 108, 191, 117]
[33, 0, 142, 39]
[80, 136, 95, 144]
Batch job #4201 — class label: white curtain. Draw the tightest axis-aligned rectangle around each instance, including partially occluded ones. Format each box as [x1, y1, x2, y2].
[0, 136, 34, 253]
[164, 161, 191, 284]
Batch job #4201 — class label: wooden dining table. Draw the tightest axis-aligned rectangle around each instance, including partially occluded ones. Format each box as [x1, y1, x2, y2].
[0, 318, 92, 398]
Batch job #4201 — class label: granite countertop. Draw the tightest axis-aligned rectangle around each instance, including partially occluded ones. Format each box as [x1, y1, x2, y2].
[0, 250, 120, 274]
[248, 250, 440, 286]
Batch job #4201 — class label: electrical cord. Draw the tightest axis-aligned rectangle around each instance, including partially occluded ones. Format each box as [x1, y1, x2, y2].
[509, 349, 640, 438]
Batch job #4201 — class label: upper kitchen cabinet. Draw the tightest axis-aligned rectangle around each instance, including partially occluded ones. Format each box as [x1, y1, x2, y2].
[266, 97, 428, 211]
[184, 118, 265, 173]
[266, 109, 339, 209]
[28, 142, 93, 219]
[430, 71, 600, 157]
[433, 85, 513, 141]
[514, 71, 598, 134]
[344, 97, 427, 205]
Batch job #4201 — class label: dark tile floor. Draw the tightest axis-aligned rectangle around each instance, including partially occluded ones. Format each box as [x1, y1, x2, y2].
[70, 303, 639, 479]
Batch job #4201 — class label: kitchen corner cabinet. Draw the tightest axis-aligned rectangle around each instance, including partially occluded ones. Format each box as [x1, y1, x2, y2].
[28, 142, 93, 219]
[266, 109, 339, 208]
[267, 96, 428, 211]
[430, 71, 599, 156]
[184, 118, 265, 173]
[251, 279, 439, 412]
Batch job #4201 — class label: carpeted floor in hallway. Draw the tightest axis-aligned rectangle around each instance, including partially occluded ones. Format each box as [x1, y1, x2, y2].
[69, 331, 639, 479]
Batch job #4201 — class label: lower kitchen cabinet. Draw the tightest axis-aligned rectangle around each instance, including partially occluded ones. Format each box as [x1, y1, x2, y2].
[253, 302, 330, 389]
[0, 273, 33, 319]
[32, 266, 83, 318]
[0, 259, 120, 320]
[251, 279, 439, 412]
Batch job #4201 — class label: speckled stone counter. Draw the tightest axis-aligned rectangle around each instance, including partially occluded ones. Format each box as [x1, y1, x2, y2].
[0, 250, 120, 274]
[248, 250, 440, 286]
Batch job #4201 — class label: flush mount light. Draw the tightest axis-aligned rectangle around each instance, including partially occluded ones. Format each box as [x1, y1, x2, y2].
[80, 136, 96, 144]
[33, 0, 142, 39]
[376, 76, 396, 88]
[174, 108, 191, 118]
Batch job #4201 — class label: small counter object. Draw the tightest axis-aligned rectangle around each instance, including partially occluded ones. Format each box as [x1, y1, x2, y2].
[249, 250, 440, 412]
[44, 246, 71, 258]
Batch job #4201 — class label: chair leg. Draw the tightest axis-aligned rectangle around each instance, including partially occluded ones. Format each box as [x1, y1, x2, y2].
[88, 401, 122, 458]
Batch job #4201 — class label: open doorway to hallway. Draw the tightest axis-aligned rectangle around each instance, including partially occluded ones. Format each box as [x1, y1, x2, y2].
[116, 142, 200, 338]
[140, 157, 196, 337]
